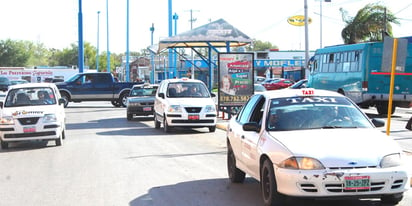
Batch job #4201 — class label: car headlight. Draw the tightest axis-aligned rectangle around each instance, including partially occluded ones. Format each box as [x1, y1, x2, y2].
[380, 153, 402, 168]
[279, 157, 325, 170]
[167, 105, 182, 113]
[43, 114, 57, 123]
[0, 116, 14, 125]
[205, 105, 216, 113]
[128, 102, 139, 107]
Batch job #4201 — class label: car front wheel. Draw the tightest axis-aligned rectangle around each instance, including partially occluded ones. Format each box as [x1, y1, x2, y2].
[154, 113, 161, 129]
[227, 142, 245, 183]
[381, 193, 403, 204]
[261, 159, 285, 206]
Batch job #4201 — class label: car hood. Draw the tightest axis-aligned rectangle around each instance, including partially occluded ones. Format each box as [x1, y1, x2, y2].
[128, 96, 155, 102]
[166, 97, 215, 106]
[2, 105, 63, 118]
[269, 128, 402, 167]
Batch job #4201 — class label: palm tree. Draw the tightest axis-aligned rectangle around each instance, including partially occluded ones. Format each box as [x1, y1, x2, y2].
[340, 3, 399, 44]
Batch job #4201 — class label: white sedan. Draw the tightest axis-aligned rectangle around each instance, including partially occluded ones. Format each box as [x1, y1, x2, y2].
[226, 88, 409, 206]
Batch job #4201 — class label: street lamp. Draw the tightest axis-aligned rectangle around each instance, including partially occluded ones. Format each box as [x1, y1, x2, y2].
[96, 11, 100, 72]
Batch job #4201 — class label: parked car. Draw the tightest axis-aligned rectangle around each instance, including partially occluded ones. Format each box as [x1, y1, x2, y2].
[288, 78, 307, 89]
[0, 76, 11, 92]
[10, 79, 29, 85]
[126, 84, 158, 120]
[254, 83, 267, 93]
[226, 88, 409, 205]
[262, 78, 295, 90]
[0, 83, 67, 149]
[154, 78, 217, 133]
[255, 76, 266, 84]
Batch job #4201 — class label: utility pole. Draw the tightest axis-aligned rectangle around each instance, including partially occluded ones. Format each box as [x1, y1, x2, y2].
[186, 9, 199, 79]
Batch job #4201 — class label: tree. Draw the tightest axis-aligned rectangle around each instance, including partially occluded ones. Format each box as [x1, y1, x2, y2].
[245, 40, 278, 51]
[0, 39, 31, 66]
[340, 3, 399, 44]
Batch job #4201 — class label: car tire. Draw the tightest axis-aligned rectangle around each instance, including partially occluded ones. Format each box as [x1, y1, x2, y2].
[163, 116, 171, 133]
[1, 141, 8, 149]
[127, 114, 133, 121]
[111, 100, 121, 107]
[55, 136, 62, 146]
[61, 92, 70, 108]
[154, 113, 161, 129]
[209, 126, 216, 132]
[381, 193, 403, 204]
[62, 129, 66, 140]
[119, 92, 129, 107]
[227, 142, 245, 183]
[261, 159, 285, 206]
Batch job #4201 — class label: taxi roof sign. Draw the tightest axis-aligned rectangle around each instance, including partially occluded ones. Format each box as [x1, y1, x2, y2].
[300, 88, 315, 96]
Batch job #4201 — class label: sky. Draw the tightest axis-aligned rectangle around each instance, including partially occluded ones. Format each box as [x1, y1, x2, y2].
[0, 0, 411, 54]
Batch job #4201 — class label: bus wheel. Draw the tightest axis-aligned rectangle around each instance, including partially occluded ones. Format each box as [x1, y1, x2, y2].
[376, 102, 395, 115]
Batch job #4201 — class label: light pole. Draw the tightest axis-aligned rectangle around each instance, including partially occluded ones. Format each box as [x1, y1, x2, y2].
[78, 0, 84, 73]
[320, 0, 331, 48]
[106, 0, 111, 73]
[96, 11, 100, 72]
[172, 12, 178, 78]
[150, 23, 155, 83]
[304, 0, 309, 69]
[125, 0, 130, 81]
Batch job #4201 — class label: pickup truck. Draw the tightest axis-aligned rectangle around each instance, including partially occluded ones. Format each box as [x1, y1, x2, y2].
[55, 72, 142, 108]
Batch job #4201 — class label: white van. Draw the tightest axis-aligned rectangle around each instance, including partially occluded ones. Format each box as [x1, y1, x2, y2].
[0, 83, 66, 149]
[154, 78, 217, 133]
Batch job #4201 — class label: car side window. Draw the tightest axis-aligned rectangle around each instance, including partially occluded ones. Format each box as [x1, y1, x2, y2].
[236, 95, 262, 125]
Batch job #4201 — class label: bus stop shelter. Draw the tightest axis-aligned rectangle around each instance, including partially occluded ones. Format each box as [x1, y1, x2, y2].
[156, 18, 252, 90]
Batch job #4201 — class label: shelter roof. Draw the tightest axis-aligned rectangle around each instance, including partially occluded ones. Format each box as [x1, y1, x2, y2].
[157, 18, 252, 52]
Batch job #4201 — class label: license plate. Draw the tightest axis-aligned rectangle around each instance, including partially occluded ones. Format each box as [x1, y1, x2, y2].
[188, 115, 199, 120]
[23, 126, 36, 133]
[143, 107, 152, 111]
[344, 176, 370, 190]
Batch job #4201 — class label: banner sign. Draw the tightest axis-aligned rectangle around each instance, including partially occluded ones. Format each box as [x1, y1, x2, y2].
[218, 53, 254, 107]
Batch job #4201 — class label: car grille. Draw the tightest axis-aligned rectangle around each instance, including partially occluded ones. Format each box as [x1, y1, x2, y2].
[185, 107, 202, 113]
[138, 102, 154, 106]
[18, 117, 40, 125]
[4, 131, 56, 139]
[172, 120, 215, 124]
[298, 179, 406, 193]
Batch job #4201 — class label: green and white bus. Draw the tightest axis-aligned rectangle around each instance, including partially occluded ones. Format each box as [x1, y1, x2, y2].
[308, 40, 412, 115]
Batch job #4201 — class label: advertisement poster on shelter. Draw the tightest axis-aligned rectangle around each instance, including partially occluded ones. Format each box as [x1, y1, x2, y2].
[218, 53, 254, 107]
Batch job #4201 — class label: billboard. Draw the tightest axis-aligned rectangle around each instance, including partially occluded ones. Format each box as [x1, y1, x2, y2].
[218, 53, 254, 107]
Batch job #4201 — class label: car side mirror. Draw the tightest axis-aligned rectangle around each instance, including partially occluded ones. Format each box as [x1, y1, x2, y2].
[0, 101, 3, 108]
[243, 122, 260, 132]
[58, 98, 66, 105]
[158, 93, 165, 99]
[210, 93, 216, 97]
[371, 118, 385, 128]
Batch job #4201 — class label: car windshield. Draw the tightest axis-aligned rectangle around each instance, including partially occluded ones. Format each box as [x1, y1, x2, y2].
[266, 96, 373, 131]
[167, 82, 210, 98]
[4, 87, 57, 107]
[130, 87, 157, 97]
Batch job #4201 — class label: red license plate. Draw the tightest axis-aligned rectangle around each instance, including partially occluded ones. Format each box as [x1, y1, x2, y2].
[23, 127, 36, 133]
[143, 107, 152, 111]
[188, 115, 199, 120]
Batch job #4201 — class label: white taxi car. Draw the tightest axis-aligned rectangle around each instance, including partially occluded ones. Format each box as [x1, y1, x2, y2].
[0, 83, 66, 149]
[227, 88, 409, 205]
[154, 78, 217, 133]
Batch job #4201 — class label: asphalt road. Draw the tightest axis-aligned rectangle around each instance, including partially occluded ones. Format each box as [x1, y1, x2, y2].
[0, 102, 410, 206]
